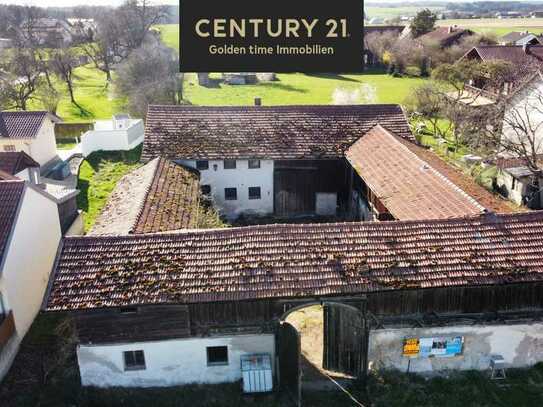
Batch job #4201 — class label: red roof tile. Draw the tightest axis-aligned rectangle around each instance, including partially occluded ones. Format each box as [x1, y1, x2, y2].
[0, 152, 39, 175]
[0, 180, 24, 265]
[141, 104, 414, 161]
[46, 211, 543, 311]
[345, 125, 485, 220]
[90, 158, 202, 235]
[0, 111, 58, 139]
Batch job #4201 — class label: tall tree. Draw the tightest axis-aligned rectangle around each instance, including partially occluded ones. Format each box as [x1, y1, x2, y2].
[410, 9, 437, 38]
[51, 49, 84, 112]
[115, 41, 183, 117]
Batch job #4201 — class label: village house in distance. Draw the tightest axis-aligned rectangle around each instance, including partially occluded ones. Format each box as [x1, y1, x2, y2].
[42, 103, 543, 395]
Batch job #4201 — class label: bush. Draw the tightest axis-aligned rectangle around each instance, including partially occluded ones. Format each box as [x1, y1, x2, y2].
[405, 66, 422, 77]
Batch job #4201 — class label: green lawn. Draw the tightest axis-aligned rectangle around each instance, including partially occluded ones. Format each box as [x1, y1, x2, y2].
[437, 18, 543, 36]
[77, 146, 142, 231]
[184, 72, 426, 106]
[29, 65, 126, 123]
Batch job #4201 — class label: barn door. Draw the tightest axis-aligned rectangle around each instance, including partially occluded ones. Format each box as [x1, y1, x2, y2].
[323, 305, 367, 377]
[274, 169, 316, 217]
[278, 321, 301, 407]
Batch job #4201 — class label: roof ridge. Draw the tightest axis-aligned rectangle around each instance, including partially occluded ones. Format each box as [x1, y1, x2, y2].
[130, 157, 163, 234]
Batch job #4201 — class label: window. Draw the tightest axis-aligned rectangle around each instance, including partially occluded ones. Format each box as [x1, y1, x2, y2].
[224, 160, 236, 169]
[248, 159, 261, 169]
[3, 145, 15, 152]
[196, 160, 209, 170]
[225, 188, 237, 200]
[207, 346, 228, 365]
[248, 186, 261, 200]
[119, 306, 138, 314]
[201, 185, 211, 196]
[123, 350, 146, 371]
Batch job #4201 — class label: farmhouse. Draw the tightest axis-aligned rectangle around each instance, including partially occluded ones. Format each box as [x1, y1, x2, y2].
[0, 179, 62, 380]
[44, 211, 543, 389]
[0, 111, 60, 167]
[142, 104, 508, 221]
[20, 18, 73, 47]
[498, 31, 542, 46]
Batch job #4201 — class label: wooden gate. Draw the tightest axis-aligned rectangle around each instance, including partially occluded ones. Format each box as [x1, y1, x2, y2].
[278, 321, 301, 406]
[323, 305, 367, 377]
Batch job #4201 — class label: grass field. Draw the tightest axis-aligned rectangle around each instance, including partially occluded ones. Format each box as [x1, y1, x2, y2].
[77, 146, 141, 231]
[366, 6, 443, 19]
[437, 18, 543, 36]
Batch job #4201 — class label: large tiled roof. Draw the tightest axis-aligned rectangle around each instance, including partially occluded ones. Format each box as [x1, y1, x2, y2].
[418, 26, 473, 46]
[89, 158, 201, 235]
[345, 125, 486, 220]
[46, 211, 543, 311]
[0, 180, 24, 265]
[141, 104, 414, 161]
[0, 152, 39, 175]
[465, 45, 543, 67]
[0, 111, 58, 139]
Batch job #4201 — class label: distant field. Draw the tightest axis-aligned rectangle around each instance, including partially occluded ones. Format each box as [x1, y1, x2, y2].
[366, 6, 443, 19]
[437, 18, 543, 36]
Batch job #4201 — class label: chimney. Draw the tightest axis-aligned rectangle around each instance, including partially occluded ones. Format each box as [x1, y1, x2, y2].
[523, 43, 531, 54]
[254, 97, 262, 106]
[448, 26, 453, 33]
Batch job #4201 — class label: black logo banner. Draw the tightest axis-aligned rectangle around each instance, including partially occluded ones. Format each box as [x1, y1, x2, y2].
[179, 0, 364, 72]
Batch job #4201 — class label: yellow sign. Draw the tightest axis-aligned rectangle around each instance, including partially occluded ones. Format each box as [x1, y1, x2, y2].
[403, 338, 420, 356]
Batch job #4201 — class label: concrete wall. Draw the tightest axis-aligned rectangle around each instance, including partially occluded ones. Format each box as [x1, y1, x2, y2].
[0, 185, 61, 380]
[77, 334, 275, 388]
[368, 323, 543, 374]
[179, 159, 274, 219]
[81, 120, 144, 157]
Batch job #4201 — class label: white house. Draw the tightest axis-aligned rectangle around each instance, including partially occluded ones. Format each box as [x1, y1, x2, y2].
[0, 111, 61, 167]
[0, 179, 62, 380]
[81, 114, 144, 157]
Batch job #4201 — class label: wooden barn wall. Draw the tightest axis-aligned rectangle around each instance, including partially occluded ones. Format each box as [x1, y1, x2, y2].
[189, 300, 276, 329]
[366, 283, 543, 317]
[75, 305, 191, 344]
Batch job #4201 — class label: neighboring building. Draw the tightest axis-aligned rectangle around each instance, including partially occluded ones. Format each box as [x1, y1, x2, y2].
[20, 18, 73, 47]
[495, 154, 543, 208]
[43, 211, 543, 387]
[531, 11, 543, 18]
[416, 26, 474, 48]
[498, 31, 542, 46]
[81, 114, 144, 157]
[142, 104, 507, 221]
[89, 157, 206, 235]
[0, 152, 40, 184]
[0, 180, 62, 380]
[0, 111, 61, 167]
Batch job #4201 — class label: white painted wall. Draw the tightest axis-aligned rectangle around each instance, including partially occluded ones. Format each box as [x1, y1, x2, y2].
[77, 334, 275, 388]
[0, 185, 61, 379]
[179, 159, 274, 219]
[0, 119, 57, 167]
[369, 323, 543, 374]
[496, 170, 527, 205]
[81, 119, 144, 157]
[502, 77, 543, 155]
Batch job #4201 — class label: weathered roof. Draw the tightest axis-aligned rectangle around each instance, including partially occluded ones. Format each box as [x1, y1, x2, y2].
[495, 154, 543, 171]
[418, 26, 473, 46]
[0, 151, 39, 175]
[0, 111, 59, 140]
[345, 125, 486, 220]
[141, 104, 414, 161]
[464, 45, 543, 66]
[398, 139, 517, 214]
[45, 211, 543, 311]
[89, 158, 201, 235]
[0, 180, 24, 266]
[499, 31, 538, 43]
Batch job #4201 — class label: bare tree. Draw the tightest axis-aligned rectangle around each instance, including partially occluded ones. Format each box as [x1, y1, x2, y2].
[0, 47, 43, 110]
[115, 41, 183, 117]
[51, 49, 85, 112]
[116, 0, 168, 51]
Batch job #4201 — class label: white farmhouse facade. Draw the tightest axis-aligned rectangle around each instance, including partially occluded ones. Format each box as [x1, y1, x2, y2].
[0, 180, 62, 380]
[0, 111, 60, 167]
[178, 159, 274, 218]
[77, 334, 275, 388]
